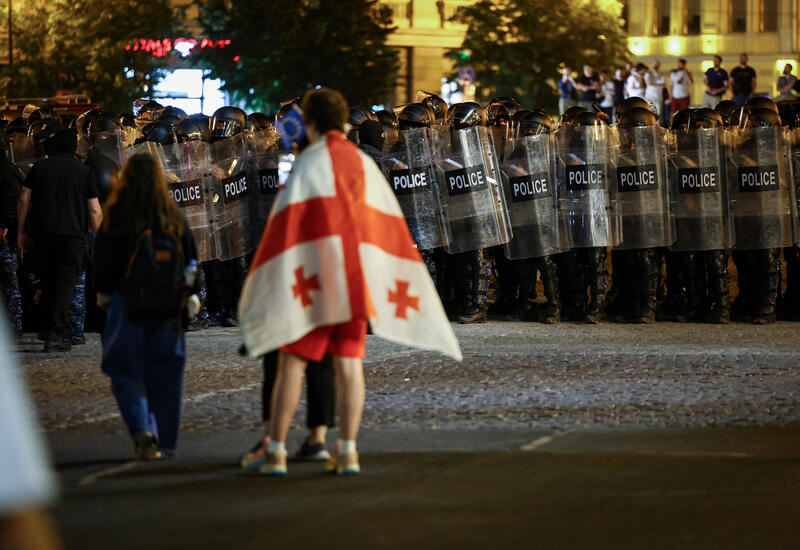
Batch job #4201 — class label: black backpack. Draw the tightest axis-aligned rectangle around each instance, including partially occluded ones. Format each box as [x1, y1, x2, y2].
[120, 229, 186, 321]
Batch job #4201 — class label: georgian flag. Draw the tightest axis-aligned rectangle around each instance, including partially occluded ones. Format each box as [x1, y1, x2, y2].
[238, 130, 462, 361]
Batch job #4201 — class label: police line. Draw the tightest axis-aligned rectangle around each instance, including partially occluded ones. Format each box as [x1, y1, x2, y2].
[381, 124, 800, 257]
[120, 130, 292, 262]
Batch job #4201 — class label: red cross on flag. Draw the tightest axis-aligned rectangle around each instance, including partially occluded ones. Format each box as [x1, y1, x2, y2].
[238, 131, 462, 361]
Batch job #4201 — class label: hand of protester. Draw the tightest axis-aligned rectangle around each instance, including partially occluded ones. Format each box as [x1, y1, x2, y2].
[97, 292, 111, 310]
[17, 232, 31, 253]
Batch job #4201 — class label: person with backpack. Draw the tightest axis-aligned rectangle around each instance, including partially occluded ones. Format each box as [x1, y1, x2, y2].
[94, 153, 200, 461]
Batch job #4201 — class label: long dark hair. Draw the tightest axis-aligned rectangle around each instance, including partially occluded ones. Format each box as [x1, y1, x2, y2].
[103, 152, 184, 237]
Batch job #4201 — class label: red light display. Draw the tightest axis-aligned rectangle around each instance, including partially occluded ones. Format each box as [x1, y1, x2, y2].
[125, 37, 232, 58]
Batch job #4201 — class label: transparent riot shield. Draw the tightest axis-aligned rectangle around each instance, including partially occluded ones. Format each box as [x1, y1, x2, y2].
[91, 130, 125, 168]
[609, 125, 671, 249]
[246, 129, 293, 243]
[726, 126, 794, 250]
[387, 127, 447, 250]
[209, 134, 253, 260]
[555, 124, 617, 249]
[158, 141, 215, 262]
[501, 133, 562, 259]
[788, 128, 800, 245]
[667, 127, 730, 251]
[9, 136, 44, 176]
[432, 126, 512, 253]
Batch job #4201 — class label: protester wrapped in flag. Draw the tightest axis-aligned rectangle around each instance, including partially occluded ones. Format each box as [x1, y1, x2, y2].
[237, 88, 460, 476]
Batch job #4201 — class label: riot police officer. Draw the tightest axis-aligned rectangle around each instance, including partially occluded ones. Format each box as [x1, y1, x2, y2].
[729, 102, 792, 323]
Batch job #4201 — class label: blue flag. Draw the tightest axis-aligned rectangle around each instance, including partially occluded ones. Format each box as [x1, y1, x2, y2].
[276, 105, 307, 148]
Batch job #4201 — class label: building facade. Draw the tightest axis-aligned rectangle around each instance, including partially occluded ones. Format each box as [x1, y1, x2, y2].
[380, 0, 476, 104]
[625, 0, 799, 101]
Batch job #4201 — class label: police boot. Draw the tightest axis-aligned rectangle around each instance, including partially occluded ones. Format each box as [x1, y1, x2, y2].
[782, 247, 800, 320]
[683, 252, 709, 323]
[604, 250, 625, 320]
[222, 257, 248, 327]
[187, 265, 210, 331]
[656, 250, 687, 322]
[515, 259, 539, 321]
[456, 251, 488, 324]
[753, 249, 780, 325]
[203, 260, 225, 326]
[487, 247, 518, 319]
[706, 250, 730, 324]
[584, 247, 608, 324]
[631, 249, 658, 323]
[538, 255, 561, 324]
[557, 250, 586, 322]
[731, 250, 756, 321]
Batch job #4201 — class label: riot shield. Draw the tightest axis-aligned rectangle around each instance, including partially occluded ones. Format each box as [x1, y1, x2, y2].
[555, 124, 617, 249]
[726, 126, 794, 250]
[387, 127, 447, 250]
[501, 133, 562, 259]
[432, 126, 512, 254]
[209, 134, 254, 260]
[91, 130, 125, 168]
[609, 125, 671, 249]
[159, 141, 215, 262]
[667, 128, 730, 251]
[788, 128, 800, 245]
[246, 128, 292, 244]
[9, 136, 44, 176]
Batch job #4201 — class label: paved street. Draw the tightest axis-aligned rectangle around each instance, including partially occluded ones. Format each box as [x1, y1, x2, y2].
[17, 322, 800, 548]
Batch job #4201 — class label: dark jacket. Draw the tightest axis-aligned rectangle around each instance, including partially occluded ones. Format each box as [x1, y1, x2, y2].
[0, 157, 23, 243]
[94, 219, 199, 297]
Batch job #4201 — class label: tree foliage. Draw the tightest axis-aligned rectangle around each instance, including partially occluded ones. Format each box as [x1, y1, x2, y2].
[193, 0, 399, 113]
[2, 0, 179, 114]
[447, 0, 629, 111]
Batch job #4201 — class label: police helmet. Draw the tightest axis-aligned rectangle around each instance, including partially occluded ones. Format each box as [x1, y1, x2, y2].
[487, 103, 512, 127]
[348, 106, 376, 128]
[161, 106, 188, 120]
[210, 106, 247, 139]
[118, 113, 136, 129]
[418, 93, 448, 121]
[157, 114, 181, 127]
[446, 102, 488, 129]
[559, 105, 589, 125]
[6, 117, 28, 137]
[246, 112, 273, 132]
[689, 108, 723, 130]
[397, 103, 434, 131]
[745, 107, 782, 128]
[714, 100, 739, 126]
[28, 118, 63, 144]
[670, 108, 694, 131]
[617, 106, 657, 127]
[29, 106, 60, 125]
[375, 109, 397, 128]
[137, 122, 176, 145]
[571, 111, 603, 128]
[175, 119, 208, 143]
[517, 110, 554, 136]
[89, 117, 119, 136]
[615, 97, 651, 120]
[138, 100, 165, 121]
[745, 96, 779, 115]
[188, 114, 212, 141]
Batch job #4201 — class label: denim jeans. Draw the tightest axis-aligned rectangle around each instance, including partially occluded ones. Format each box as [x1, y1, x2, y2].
[101, 293, 186, 452]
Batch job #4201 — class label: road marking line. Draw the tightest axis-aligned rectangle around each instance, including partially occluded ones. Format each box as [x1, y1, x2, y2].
[75, 383, 261, 426]
[521, 430, 572, 451]
[79, 460, 140, 486]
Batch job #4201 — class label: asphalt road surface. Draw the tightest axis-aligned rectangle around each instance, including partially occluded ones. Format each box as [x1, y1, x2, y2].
[18, 322, 800, 549]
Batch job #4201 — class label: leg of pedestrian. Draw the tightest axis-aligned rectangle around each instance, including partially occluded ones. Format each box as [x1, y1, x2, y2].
[263, 351, 307, 475]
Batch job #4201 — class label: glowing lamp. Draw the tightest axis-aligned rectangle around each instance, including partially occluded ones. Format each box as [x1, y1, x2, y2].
[701, 35, 717, 54]
[666, 37, 682, 56]
[628, 38, 648, 56]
